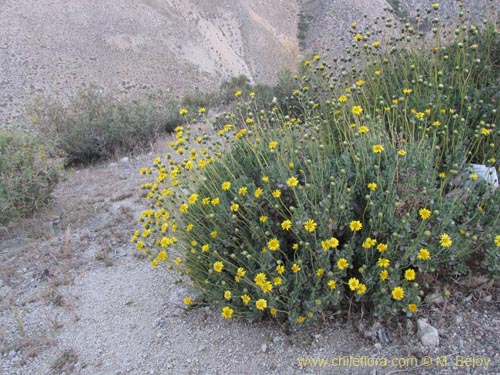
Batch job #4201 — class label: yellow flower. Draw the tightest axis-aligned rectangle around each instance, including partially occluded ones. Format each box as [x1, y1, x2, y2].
[373, 144, 385, 153]
[377, 258, 390, 268]
[356, 79, 365, 87]
[202, 197, 210, 205]
[157, 250, 167, 261]
[211, 197, 220, 206]
[186, 224, 194, 232]
[160, 237, 170, 248]
[238, 187, 248, 196]
[495, 235, 500, 247]
[432, 120, 442, 127]
[398, 149, 407, 156]
[235, 90, 242, 97]
[417, 248, 431, 260]
[392, 287, 405, 301]
[296, 316, 306, 324]
[268, 141, 279, 150]
[179, 108, 189, 115]
[358, 125, 369, 134]
[224, 291, 232, 300]
[357, 284, 367, 295]
[221, 306, 234, 319]
[287, 176, 299, 187]
[362, 237, 377, 249]
[337, 258, 349, 270]
[256, 299, 267, 310]
[404, 269, 416, 281]
[292, 243, 299, 250]
[316, 268, 324, 277]
[253, 274, 267, 288]
[408, 304, 418, 313]
[371, 41, 380, 48]
[375, 70, 381, 76]
[321, 240, 330, 251]
[350, 220, 363, 232]
[202, 244, 209, 253]
[379, 270, 389, 281]
[419, 208, 431, 220]
[403, 88, 412, 95]
[281, 220, 292, 231]
[267, 238, 280, 251]
[221, 181, 231, 191]
[470, 173, 478, 181]
[440, 233, 452, 248]
[276, 265, 285, 275]
[183, 296, 192, 305]
[272, 189, 281, 198]
[348, 277, 360, 291]
[432, 3, 440, 9]
[352, 105, 363, 115]
[377, 243, 388, 252]
[188, 194, 198, 205]
[241, 294, 251, 305]
[273, 277, 282, 286]
[235, 268, 246, 278]
[261, 281, 273, 293]
[338, 95, 348, 103]
[259, 215, 268, 223]
[304, 219, 317, 232]
[213, 261, 224, 272]
[328, 280, 337, 290]
[230, 203, 239, 212]
[262, 176, 269, 183]
[254, 187, 263, 198]
[291, 264, 301, 273]
[328, 237, 339, 249]
[368, 182, 377, 191]
[235, 129, 247, 139]
[270, 308, 277, 317]
[198, 107, 206, 114]
[210, 231, 217, 238]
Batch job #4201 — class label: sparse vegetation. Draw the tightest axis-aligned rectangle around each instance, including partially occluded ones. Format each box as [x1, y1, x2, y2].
[30, 86, 183, 165]
[0, 130, 60, 225]
[50, 349, 78, 374]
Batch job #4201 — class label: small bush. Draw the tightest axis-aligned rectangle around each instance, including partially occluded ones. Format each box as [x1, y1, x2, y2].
[31, 86, 183, 165]
[134, 7, 500, 326]
[0, 130, 60, 225]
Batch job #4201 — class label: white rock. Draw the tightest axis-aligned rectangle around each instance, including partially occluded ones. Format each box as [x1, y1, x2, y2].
[417, 318, 439, 347]
[468, 164, 498, 190]
[120, 157, 130, 163]
[261, 343, 268, 353]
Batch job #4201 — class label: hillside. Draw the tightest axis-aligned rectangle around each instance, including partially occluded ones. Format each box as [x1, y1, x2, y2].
[0, 0, 299, 127]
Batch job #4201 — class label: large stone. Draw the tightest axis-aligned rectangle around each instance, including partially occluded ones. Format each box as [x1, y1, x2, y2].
[417, 318, 439, 347]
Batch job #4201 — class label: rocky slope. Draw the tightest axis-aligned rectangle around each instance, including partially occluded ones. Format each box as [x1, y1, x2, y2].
[0, 0, 299, 127]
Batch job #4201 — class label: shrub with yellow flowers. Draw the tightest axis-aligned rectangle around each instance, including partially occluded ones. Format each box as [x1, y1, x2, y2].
[133, 6, 500, 326]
